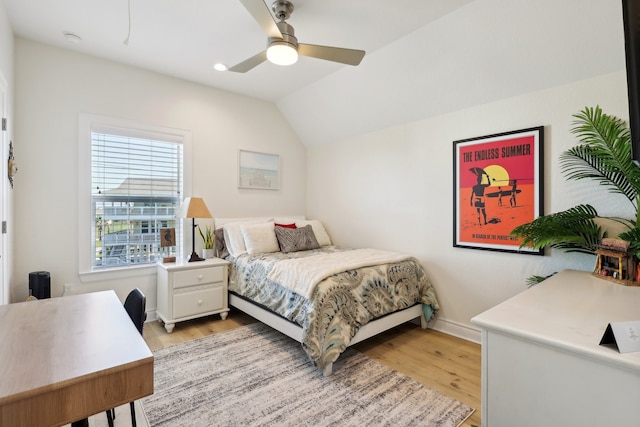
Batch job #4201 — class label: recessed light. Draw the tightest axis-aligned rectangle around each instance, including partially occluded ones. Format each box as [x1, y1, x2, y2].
[63, 32, 82, 44]
[213, 63, 228, 72]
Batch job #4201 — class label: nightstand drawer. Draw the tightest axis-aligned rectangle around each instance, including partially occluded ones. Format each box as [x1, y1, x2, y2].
[173, 285, 224, 318]
[173, 266, 224, 289]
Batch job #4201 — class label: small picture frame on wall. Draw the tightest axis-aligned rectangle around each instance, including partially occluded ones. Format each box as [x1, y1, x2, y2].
[453, 126, 544, 254]
[238, 150, 280, 190]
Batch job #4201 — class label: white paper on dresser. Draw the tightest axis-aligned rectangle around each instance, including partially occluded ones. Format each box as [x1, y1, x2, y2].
[600, 320, 640, 353]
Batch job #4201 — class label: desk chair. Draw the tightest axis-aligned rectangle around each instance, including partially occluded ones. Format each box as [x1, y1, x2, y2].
[106, 288, 146, 427]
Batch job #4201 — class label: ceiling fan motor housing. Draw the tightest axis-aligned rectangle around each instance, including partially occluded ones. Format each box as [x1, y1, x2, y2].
[269, 21, 298, 49]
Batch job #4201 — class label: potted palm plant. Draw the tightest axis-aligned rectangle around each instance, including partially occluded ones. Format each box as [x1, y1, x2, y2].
[510, 106, 640, 284]
[198, 224, 215, 259]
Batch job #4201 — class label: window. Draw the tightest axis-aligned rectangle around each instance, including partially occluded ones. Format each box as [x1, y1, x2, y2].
[87, 121, 185, 270]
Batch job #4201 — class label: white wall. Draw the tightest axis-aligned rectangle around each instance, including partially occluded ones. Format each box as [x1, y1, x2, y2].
[307, 71, 631, 341]
[279, 0, 624, 147]
[12, 39, 307, 307]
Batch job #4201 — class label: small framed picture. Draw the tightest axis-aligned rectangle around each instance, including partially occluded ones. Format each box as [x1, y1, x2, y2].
[453, 126, 544, 254]
[160, 228, 176, 247]
[238, 150, 280, 190]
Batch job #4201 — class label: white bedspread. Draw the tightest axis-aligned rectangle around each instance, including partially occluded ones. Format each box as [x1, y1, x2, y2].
[267, 248, 410, 298]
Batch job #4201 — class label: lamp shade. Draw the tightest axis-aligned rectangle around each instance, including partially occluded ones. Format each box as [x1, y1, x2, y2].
[180, 197, 212, 219]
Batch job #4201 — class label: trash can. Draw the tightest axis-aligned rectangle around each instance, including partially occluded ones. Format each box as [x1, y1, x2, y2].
[29, 271, 51, 299]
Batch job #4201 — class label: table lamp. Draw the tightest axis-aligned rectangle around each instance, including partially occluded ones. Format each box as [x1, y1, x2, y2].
[180, 197, 212, 262]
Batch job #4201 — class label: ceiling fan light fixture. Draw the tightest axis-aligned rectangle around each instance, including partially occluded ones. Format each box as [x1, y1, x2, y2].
[266, 42, 298, 66]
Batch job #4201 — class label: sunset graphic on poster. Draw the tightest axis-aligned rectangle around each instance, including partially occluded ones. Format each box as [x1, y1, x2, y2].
[454, 128, 542, 252]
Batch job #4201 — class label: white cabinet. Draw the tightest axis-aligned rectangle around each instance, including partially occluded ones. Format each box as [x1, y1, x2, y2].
[472, 270, 640, 427]
[157, 258, 230, 333]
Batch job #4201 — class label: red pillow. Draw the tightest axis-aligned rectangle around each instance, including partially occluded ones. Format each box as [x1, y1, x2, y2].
[275, 223, 297, 229]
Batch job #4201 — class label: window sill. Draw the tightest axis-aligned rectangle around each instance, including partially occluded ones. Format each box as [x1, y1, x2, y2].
[79, 263, 158, 283]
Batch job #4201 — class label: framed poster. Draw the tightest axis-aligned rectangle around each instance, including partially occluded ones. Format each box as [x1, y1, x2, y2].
[453, 126, 544, 254]
[238, 150, 280, 190]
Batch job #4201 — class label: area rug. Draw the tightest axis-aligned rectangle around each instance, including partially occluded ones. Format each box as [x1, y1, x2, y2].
[142, 323, 474, 426]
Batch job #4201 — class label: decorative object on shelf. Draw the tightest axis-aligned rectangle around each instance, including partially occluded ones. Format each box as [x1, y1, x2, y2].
[511, 106, 640, 285]
[180, 197, 213, 262]
[7, 140, 16, 189]
[238, 150, 280, 190]
[593, 238, 639, 286]
[198, 224, 215, 259]
[453, 126, 544, 254]
[160, 227, 176, 263]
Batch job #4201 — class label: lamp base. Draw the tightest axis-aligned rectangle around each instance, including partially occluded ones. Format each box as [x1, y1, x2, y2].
[188, 252, 204, 262]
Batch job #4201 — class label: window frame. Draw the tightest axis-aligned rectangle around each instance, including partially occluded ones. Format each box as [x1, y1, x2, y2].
[79, 114, 192, 281]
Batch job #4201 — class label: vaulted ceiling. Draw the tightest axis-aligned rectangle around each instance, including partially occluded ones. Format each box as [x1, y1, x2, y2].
[3, 0, 627, 146]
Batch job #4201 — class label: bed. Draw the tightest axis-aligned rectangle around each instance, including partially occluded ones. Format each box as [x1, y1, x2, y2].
[215, 217, 440, 375]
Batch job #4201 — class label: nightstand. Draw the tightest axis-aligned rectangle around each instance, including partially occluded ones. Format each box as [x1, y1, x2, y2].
[156, 257, 230, 333]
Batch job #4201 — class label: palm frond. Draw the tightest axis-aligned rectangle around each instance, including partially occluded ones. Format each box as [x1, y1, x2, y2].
[561, 106, 640, 207]
[619, 226, 640, 257]
[510, 204, 602, 254]
[525, 273, 556, 287]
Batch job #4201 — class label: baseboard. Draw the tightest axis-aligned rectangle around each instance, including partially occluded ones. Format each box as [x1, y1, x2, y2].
[429, 317, 481, 344]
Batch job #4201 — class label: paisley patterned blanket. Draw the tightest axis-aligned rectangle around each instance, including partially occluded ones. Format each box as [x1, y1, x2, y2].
[228, 246, 440, 370]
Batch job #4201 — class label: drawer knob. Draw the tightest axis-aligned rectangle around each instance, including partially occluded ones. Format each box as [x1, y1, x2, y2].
[197, 274, 203, 281]
[197, 299, 203, 305]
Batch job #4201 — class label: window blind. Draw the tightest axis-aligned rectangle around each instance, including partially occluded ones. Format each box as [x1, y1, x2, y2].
[91, 130, 183, 268]
[91, 133, 182, 199]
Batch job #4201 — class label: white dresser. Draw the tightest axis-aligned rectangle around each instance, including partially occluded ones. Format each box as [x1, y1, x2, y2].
[472, 269, 640, 427]
[157, 257, 230, 333]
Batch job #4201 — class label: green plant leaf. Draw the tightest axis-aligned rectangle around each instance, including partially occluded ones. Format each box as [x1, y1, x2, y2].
[525, 273, 556, 287]
[198, 225, 214, 249]
[562, 106, 640, 209]
[619, 226, 640, 257]
[510, 204, 602, 254]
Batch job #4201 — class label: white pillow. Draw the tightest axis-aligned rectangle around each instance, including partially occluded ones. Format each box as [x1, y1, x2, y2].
[241, 222, 280, 255]
[295, 220, 332, 246]
[223, 219, 269, 257]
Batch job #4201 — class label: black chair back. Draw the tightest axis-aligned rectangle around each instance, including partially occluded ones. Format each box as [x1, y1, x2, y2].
[124, 288, 146, 336]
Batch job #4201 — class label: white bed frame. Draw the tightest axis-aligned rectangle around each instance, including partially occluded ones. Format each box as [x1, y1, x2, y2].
[230, 294, 426, 376]
[216, 217, 428, 376]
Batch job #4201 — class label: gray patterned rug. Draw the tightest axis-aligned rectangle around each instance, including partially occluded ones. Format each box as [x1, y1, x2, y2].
[142, 323, 474, 426]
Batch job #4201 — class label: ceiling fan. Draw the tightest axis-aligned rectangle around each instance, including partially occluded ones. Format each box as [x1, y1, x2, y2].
[229, 0, 366, 73]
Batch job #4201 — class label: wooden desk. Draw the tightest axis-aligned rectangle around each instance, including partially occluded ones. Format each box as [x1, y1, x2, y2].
[472, 270, 640, 427]
[0, 291, 154, 427]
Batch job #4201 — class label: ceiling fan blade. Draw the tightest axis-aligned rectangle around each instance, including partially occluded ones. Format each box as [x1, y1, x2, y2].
[238, 0, 282, 39]
[228, 51, 268, 73]
[298, 44, 365, 66]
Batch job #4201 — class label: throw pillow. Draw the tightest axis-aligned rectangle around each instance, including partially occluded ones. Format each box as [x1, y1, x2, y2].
[295, 220, 332, 246]
[241, 222, 280, 254]
[275, 223, 297, 229]
[214, 228, 229, 259]
[274, 224, 321, 253]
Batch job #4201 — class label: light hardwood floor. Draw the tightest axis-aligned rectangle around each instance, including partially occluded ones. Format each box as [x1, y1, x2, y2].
[144, 309, 482, 427]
